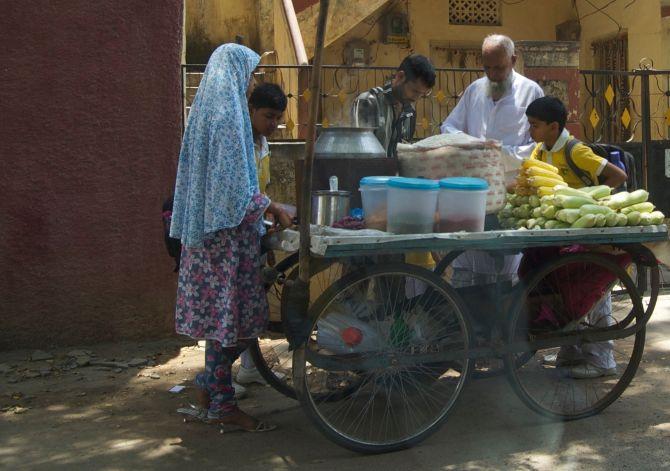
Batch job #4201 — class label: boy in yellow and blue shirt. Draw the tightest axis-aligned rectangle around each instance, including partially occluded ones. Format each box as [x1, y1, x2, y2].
[524, 96, 627, 380]
[525, 96, 626, 189]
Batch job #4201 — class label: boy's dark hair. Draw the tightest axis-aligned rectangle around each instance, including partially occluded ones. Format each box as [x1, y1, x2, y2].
[526, 96, 567, 132]
[249, 82, 287, 111]
[398, 54, 436, 88]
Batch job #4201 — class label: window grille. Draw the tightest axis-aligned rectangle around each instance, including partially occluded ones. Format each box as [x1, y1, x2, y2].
[449, 0, 501, 26]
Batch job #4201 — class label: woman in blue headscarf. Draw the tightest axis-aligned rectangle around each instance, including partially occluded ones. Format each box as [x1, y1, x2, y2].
[171, 44, 290, 432]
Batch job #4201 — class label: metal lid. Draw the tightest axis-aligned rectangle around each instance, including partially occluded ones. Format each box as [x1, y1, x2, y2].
[314, 126, 386, 159]
[387, 177, 439, 190]
[317, 126, 377, 132]
[439, 177, 489, 191]
[359, 176, 392, 186]
[312, 190, 351, 197]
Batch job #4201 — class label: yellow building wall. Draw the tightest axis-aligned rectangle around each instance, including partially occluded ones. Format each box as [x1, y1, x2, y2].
[317, 0, 574, 132]
[576, 0, 664, 70]
[183, 1, 669, 140]
[663, 16, 670, 138]
[575, 0, 667, 141]
[269, 0, 303, 139]
[183, 0, 299, 137]
[664, 17, 670, 70]
[184, 0, 261, 62]
[297, 0, 392, 58]
[322, 0, 574, 67]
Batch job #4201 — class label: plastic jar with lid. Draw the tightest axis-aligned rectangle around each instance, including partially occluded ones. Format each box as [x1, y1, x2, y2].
[359, 176, 391, 231]
[386, 177, 439, 234]
[437, 177, 489, 233]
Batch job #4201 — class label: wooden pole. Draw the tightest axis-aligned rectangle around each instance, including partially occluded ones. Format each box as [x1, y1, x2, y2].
[298, 0, 329, 284]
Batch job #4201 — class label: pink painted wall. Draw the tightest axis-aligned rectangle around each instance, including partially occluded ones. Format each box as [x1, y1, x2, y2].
[0, 1, 183, 349]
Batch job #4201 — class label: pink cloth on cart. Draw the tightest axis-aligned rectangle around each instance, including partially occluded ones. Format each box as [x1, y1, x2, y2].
[519, 246, 632, 328]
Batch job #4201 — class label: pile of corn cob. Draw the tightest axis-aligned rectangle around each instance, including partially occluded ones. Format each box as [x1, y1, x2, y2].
[513, 159, 567, 197]
[498, 159, 665, 230]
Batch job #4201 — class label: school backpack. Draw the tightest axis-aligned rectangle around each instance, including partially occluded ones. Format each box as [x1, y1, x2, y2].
[564, 139, 638, 191]
[162, 195, 181, 272]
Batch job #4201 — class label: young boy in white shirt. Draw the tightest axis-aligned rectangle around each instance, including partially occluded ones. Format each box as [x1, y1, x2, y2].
[249, 82, 287, 193]
[237, 82, 288, 385]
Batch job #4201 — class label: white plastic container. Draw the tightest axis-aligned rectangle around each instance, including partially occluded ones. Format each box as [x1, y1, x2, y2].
[359, 176, 391, 231]
[387, 177, 439, 234]
[437, 177, 489, 232]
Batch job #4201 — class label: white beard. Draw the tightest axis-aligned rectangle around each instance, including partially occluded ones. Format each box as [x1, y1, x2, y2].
[486, 73, 513, 100]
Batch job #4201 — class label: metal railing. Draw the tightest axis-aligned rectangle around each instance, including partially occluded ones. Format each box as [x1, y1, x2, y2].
[578, 69, 670, 142]
[182, 64, 670, 187]
[577, 68, 670, 188]
[182, 64, 484, 140]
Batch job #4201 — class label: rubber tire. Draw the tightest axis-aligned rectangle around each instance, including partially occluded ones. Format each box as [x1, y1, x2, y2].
[612, 244, 659, 315]
[249, 253, 299, 398]
[250, 254, 340, 399]
[505, 252, 646, 421]
[294, 262, 473, 454]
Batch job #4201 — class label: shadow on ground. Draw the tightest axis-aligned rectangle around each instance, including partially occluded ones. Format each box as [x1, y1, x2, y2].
[1, 298, 670, 470]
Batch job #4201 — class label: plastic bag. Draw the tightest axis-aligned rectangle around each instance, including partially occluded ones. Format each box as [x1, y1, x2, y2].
[316, 299, 384, 354]
[397, 133, 507, 213]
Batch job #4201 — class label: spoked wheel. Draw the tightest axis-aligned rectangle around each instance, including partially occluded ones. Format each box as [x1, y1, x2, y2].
[505, 252, 647, 421]
[293, 263, 472, 453]
[613, 262, 648, 296]
[249, 253, 345, 399]
[611, 246, 659, 316]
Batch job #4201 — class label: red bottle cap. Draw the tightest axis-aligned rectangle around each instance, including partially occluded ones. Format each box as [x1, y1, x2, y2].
[340, 327, 363, 347]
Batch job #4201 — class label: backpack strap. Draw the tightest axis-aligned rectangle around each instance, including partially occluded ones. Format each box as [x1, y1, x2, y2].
[622, 150, 636, 190]
[368, 85, 386, 98]
[564, 138, 595, 187]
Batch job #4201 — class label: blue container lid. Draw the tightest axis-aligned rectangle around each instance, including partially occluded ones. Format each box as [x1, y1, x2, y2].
[439, 177, 489, 191]
[387, 177, 439, 190]
[360, 176, 392, 186]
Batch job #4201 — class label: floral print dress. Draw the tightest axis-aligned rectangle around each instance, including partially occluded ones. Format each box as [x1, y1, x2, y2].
[175, 193, 270, 346]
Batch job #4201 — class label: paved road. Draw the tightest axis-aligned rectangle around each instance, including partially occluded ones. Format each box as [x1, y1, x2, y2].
[2, 295, 669, 470]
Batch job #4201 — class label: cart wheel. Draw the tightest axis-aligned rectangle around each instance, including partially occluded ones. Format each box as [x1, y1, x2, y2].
[250, 254, 345, 399]
[505, 252, 647, 421]
[611, 245, 660, 317]
[613, 262, 647, 296]
[293, 263, 472, 453]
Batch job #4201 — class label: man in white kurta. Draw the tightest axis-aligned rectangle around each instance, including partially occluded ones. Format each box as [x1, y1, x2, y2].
[440, 69, 543, 181]
[440, 34, 544, 284]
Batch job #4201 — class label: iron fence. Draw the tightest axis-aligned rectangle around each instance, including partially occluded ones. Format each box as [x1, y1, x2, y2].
[577, 68, 670, 188]
[182, 64, 483, 140]
[578, 69, 670, 142]
[182, 64, 670, 188]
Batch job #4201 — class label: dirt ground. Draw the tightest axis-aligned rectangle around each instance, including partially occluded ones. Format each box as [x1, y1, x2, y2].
[2, 295, 670, 471]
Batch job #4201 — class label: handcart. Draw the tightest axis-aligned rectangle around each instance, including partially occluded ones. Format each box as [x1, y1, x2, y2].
[259, 225, 667, 454]
[261, 0, 669, 454]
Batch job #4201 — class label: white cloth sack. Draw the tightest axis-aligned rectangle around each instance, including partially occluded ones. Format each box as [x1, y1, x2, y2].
[396, 133, 507, 213]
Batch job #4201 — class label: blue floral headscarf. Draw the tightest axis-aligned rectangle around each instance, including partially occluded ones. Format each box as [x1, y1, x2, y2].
[170, 44, 261, 247]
